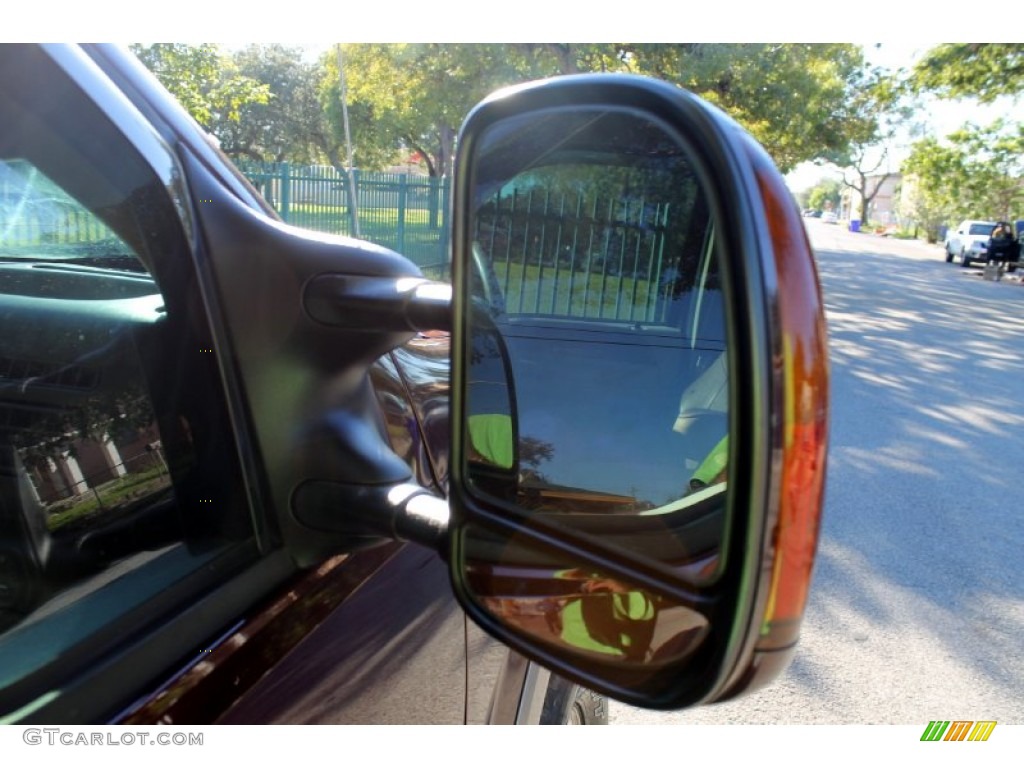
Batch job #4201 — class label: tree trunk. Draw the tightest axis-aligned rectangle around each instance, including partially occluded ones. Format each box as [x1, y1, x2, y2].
[319, 144, 360, 235]
[427, 124, 457, 230]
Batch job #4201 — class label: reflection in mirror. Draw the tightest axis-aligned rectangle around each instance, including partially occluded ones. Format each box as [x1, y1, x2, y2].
[465, 317, 518, 500]
[463, 522, 711, 671]
[463, 106, 729, 578]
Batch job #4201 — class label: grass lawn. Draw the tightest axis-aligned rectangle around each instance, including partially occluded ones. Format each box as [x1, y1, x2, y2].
[497, 261, 660, 322]
[47, 466, 172, 533]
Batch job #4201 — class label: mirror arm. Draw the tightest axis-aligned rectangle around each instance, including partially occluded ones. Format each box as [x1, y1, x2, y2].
[391, 484, 451, 549]
[405, 281, 453, 332]
[293, 481, 450, 554]
[305, 275, 452, 333]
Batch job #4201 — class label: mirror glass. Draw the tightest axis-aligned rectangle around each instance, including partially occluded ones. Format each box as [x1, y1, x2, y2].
[461, 106, 730, 589]
[463, 522, 711, 671]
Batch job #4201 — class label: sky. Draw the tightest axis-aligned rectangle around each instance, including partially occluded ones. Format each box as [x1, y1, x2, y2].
[8, 1, 1019, 43]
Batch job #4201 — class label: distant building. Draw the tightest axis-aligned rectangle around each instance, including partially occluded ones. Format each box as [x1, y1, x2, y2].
[842, 173, 902, 225]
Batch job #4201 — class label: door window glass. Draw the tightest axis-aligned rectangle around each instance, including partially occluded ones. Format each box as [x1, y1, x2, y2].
[0, 46, 255, 711]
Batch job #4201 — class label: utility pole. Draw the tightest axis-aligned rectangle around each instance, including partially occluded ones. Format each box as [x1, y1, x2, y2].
[336, 45, 361, 238]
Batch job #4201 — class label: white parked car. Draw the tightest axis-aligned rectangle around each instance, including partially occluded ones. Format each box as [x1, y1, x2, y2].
[944, 219, 997, 266]
[820, 211, 838, 224]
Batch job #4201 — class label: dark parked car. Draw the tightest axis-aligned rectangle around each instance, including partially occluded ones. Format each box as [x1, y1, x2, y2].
[985, 221, 1021, 271]
[0, 45, 829, 724]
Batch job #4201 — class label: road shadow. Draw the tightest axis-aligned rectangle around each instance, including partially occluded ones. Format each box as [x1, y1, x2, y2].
[609, 237, 1024, 724]
[796, 240, 1024, 709]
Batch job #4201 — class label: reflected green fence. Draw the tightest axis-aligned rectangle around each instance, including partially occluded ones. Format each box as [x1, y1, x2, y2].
[473, 188, 678, 322]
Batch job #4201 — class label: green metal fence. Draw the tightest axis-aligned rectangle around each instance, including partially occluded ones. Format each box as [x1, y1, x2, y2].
[238, 163, 451, 278]
[236, 164, 694, 322]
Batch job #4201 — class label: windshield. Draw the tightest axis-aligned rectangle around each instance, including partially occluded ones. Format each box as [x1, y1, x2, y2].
[968, 222, 996, 236]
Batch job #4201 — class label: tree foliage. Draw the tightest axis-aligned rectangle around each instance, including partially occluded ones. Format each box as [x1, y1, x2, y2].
[217, 45, 327, 163]
[913, 44, 1024, 103]
[627, 44, 865, 173]
[560, 44, 872, 174]
[902, 121, 1024, 235]
[134, 43, 908, 182]
[819, 66, 914, 223]
[946, 120, 1024, 220]
[130, 44, 270, 131]
[905, 45, 1023, 236]
[901, 137, 967, 241]
[321, 44, 558, 178]
[317, 43, 872, 177]
[806, 178, 842, 212]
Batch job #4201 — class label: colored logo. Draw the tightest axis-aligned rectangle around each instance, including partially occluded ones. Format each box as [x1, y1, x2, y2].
[921, 721, 997, 742]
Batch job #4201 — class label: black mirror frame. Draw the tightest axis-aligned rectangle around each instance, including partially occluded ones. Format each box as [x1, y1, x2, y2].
[448, 74, 827, 710]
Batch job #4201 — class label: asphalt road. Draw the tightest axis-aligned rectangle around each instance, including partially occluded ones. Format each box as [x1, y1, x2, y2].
[611, 218, 1024, 724]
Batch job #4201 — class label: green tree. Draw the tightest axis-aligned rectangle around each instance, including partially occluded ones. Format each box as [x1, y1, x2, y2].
[319, 44, 873, 179]
[130, 44, 270, 131]
[807, 178, 842, 212]
[635, 44, 865, 174]
[820, 67, 914, 224]
[518, 43, 868, 174]
[948, 120, 1024, 220]
[322, 44, 555, 178]
[217, 45, 327, 163]
[901, 137, 967, 242]
[319, 44, 559, 230]
[913, 44, 1024, 103]
[902, 122, 1024, 234]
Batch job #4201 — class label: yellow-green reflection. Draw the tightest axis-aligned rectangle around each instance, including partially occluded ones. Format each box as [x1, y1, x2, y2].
[467, 535, 711, 667]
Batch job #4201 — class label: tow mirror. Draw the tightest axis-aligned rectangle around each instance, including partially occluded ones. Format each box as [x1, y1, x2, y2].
[447, 75, 829, 710]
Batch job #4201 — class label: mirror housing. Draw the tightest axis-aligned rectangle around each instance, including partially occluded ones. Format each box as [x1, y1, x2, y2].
[447, 75, 829, 710]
